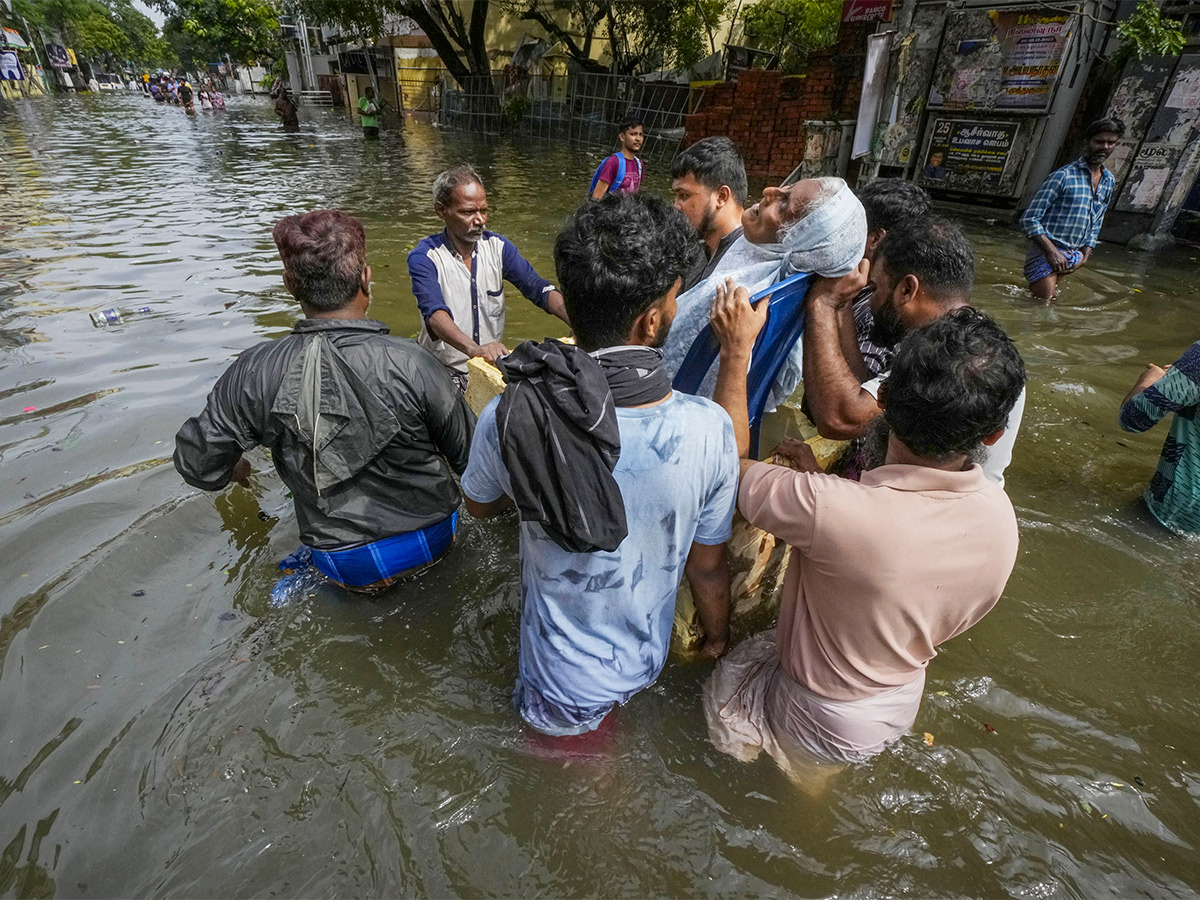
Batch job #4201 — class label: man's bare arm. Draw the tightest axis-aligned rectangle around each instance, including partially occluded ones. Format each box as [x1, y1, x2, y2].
[801, 262, 879, 440]
[685, 541, 731, 659]
[837, 302, 869, 383]
[544, 289, 571, 327]
[427, 310, 509, 366]
[710, 278, 768, 459]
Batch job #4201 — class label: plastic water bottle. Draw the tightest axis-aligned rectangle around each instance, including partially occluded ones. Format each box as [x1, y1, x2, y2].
[90, 306, 152, 327]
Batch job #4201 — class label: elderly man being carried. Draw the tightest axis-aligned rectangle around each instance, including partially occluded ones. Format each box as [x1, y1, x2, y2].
[661, 175, 867, 407]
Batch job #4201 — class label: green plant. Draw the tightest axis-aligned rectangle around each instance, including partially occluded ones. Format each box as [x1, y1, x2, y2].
[1116, 0, 1184, 60]
[742, 0, 839, 75]
[501, 90, 530, 125]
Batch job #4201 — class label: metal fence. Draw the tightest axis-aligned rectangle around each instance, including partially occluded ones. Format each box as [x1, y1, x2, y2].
[434, 70, 703, 162]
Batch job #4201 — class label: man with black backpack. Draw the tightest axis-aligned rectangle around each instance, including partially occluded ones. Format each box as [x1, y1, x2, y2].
[589, 117, 645, 199]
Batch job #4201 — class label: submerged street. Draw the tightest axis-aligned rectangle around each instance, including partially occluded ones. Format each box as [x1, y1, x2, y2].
[1, 92, 1199, 897]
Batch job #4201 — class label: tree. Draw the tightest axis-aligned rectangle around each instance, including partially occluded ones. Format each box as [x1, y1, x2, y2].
[742, 0, 839, 74]
[154, 0, 281, 66]
[15, 0, 172, 67]
[1116, 0, 1184, 60]
[506, 0, 734, 75]
[291, 0, 492, 85]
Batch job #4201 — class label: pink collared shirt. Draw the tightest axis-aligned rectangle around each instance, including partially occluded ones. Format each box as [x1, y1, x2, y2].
[739, 462, 1019, 702]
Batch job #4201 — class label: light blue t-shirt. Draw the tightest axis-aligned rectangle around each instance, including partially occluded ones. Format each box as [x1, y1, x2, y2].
[462, 391, 739, 736]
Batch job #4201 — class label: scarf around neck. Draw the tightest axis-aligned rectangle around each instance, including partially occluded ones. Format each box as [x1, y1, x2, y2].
[496, 340, 670, 553]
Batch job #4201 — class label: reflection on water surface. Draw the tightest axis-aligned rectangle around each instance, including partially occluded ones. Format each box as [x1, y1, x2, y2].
[1, 93, 1198, 898]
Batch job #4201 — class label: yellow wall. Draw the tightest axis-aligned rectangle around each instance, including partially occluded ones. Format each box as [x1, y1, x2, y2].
[445, 0, 756, 71]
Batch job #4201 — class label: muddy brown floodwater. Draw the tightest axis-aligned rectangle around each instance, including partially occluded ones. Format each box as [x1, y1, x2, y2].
[1, 93, 1199, 899]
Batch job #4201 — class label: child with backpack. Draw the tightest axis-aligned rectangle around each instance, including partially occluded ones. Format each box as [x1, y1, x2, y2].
[589, 117, 645, 199]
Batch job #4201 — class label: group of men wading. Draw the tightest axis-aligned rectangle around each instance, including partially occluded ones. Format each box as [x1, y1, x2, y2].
[174, 116, 1200, 774]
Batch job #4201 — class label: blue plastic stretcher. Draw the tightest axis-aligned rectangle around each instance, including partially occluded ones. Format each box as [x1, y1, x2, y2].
[671, 272, 814, 458]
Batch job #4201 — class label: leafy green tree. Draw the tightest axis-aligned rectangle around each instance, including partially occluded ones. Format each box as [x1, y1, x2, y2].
[15, 0, 171, 67]
[742, 0, 839, 74]
[154, 0, 281, 65]
[1116, 0, 1184, 60]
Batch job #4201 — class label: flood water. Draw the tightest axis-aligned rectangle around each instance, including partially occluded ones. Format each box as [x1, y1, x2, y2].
[1, 92, 1199, 898]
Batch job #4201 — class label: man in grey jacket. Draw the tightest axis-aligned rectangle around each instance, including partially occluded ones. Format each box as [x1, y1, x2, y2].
[175, 210, 474, 594]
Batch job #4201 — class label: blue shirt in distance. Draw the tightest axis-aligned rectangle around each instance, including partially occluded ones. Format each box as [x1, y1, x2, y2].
[462, 391, 739, 736]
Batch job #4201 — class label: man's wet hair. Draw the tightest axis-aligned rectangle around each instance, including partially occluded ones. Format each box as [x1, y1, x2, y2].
[671, 136, 749, 207]
[272, 210, 366, 312]
[858, 178, 931, 233]
[877, 217, 974, 302]
[554, 193, 696, 350]
[885, 308, 1025, 461]
[618, 116, 643, 134]
[1086, 116, 1125, 139]
[433, 164, 483, 208]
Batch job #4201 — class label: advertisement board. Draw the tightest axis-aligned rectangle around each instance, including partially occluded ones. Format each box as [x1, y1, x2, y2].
[991, 11, 1070, 109]
[842, 0, 892, 24]
[918, 117, 1020, 192]
[927, 8, 1071, 112]
[44, 42, 69, 68]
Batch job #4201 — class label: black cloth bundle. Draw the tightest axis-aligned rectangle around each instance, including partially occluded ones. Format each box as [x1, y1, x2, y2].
[496, 340, 672, 553]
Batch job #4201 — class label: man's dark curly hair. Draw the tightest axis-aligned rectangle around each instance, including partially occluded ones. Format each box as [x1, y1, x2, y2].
[878, 217, 975, 302]
[858, 178, 931, 233]
[554, 193, 697, 350]
[885, 308, 1025, 461]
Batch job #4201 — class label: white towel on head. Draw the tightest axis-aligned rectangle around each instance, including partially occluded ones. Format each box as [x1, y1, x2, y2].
[765, 179, 867, 409]
[761, 178, 868, 279]
[662, 178, 867, 404]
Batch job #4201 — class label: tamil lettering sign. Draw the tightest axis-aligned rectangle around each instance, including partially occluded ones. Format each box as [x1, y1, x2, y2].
[919, 118, 1019, 192]
[991, 11, 1070, 109]
[842, 0, 892, 23]
[1117, 142, 1185, 213]
[927, 8, 1070, 111]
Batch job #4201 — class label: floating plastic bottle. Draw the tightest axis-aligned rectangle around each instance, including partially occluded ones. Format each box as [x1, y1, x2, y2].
[90, 306, 152, 327]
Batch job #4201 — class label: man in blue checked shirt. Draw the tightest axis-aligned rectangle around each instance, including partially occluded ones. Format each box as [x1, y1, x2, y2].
[1019, 117, 1125, 300]
[409, 164, 571, 391]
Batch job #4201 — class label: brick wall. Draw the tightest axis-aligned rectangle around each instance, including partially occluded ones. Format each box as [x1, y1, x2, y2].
[681, 20, 874, 178]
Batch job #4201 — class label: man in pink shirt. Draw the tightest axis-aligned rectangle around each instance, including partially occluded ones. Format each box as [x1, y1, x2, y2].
[702, 273, 1025, 768]
[589, 117, 645, 199]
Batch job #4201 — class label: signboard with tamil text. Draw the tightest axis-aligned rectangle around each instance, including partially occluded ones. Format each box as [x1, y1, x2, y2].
[993, 11, 1070, 109]
[918, 117, 1021, 194]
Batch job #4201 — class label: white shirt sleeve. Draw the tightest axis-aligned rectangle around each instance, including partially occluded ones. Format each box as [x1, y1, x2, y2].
[861, 371, 1023, 489]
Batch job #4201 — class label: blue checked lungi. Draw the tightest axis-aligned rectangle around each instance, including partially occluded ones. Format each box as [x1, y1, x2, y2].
[276, 512, 458, 591]
[1024, 243, 1083, 284]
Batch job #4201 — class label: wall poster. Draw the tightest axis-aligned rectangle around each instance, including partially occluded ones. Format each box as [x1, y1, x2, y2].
[918, 117, 1019, 193]
[927, 8, 1071, 112]
[991, 11, 1070, 108]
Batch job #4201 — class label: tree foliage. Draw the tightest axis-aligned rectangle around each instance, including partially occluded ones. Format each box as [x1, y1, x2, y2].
[742, 0, 839, 74]
[506, 0, 734, 74]
[290, 0, 492, 84]
[1116, 0, 1184, 60]
[154, 0, 281, 66]
[14, 0, 172, 65]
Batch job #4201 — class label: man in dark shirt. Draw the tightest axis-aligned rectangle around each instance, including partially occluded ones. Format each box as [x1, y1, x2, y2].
[849, 179, 932, 379]
[671, 137, 748, 292]
[175, 210, 474, 594]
